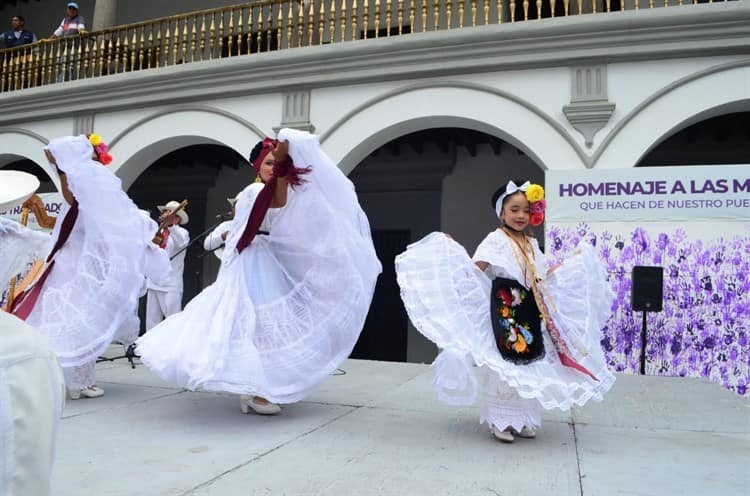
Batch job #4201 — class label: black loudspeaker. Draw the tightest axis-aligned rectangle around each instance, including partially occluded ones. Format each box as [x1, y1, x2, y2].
[631, 266, 664, 312]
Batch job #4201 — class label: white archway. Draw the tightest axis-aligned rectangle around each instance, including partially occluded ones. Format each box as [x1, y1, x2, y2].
[0, 129, 57, 186]
[594, 63, 750, 168]
[109, 108, 265, 189]
[319, 82, 586, 174]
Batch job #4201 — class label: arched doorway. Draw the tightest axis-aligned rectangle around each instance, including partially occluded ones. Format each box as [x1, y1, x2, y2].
[348, 127, 544, 364]
[126, 143, 250, 331]
[638, 112, 750, 167]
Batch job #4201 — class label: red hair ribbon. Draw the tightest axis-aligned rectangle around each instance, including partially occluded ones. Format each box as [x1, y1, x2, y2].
[236, 140, 311, 253]
[251, 138, 277, 172]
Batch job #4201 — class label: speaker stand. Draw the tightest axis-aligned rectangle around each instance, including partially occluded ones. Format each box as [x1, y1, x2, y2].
[97, 343, 138, 369]
[639, 311, 648, 375]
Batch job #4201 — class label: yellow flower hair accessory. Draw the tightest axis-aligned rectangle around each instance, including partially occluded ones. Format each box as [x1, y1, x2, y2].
[525, 184, 545, 203]
[86, 133, 113, 165]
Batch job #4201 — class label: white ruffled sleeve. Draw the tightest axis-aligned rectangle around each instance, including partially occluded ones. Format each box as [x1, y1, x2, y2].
[472, 230, 526, 285]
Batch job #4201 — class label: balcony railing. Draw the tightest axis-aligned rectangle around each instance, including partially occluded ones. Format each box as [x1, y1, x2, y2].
[0, 0, 729, 93]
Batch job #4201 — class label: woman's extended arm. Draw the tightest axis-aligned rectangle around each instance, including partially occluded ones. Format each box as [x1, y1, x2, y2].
[271, 140, 289, 208]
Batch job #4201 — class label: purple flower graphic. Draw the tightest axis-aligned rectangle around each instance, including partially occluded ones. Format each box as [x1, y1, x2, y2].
[549, 225, 750, 397]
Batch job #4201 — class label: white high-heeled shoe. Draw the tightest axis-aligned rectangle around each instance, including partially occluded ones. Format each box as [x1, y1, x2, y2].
[68, 385, 104, 400]
[491, 426, 514, 443]
[513, 426, 537, 439]
[239, 395, 281, 415]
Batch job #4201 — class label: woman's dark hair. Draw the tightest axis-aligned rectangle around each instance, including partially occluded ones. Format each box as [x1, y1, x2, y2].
[491, 179, 527, 210]
[248, 140, 264, 165]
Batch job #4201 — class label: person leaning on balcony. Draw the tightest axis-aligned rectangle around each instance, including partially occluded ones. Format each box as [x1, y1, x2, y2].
[48, 2, 86, 81]
[48, 2, 86, 40]
[1, 16, 37, 48]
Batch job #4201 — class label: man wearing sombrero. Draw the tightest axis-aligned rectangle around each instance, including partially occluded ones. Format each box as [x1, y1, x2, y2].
[146, 200, 190, 331]
[0, 170, 65, 496]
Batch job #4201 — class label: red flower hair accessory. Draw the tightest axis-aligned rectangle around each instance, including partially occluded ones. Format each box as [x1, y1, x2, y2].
[529, 212, 545, 226]
[88, 134, 113, 165]
[524, 185, 545, 226]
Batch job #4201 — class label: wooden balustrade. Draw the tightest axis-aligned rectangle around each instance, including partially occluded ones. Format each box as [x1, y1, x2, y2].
[0, 0, 724, 93]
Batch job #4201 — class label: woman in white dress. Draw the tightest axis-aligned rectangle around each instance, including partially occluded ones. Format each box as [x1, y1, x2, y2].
[11, 135, 170, 399]
[137, 128, 381, 415]
[395, 180, 615, 442]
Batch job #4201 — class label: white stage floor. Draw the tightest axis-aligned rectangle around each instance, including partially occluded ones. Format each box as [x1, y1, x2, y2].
[53, 353, 750, 496]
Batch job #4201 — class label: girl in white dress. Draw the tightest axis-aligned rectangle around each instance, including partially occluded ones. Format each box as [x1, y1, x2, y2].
[11, 135, 169, 399]
[395, 180, 615, 442]
[137, 128, 381, 415]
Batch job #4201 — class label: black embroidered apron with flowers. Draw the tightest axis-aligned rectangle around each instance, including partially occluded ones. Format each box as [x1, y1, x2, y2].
[490, 277, 545, 365]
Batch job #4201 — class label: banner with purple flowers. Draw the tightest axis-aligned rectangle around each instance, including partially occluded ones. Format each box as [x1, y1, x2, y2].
[546, 166, 750, 397]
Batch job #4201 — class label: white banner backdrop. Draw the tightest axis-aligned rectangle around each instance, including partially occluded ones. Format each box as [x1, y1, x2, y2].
[0, 192, 64, 232]
[548, 165, 750, 221]
[546, 165, 750, 397]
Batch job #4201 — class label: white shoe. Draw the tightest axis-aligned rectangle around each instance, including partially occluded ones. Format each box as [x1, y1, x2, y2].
[514, 426, 537, 439]
[240, 395, 281, 415]
[491, 426, 514, 443]
[68, 385, 104, 400]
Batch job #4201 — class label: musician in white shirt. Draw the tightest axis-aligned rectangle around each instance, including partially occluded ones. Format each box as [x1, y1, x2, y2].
[146, 201, 189, 331]
[203, 196, 237, 258]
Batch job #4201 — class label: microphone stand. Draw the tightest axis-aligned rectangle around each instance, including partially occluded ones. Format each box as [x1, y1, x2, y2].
[170, 215, 230, 261]
[99, 216, 231, 368]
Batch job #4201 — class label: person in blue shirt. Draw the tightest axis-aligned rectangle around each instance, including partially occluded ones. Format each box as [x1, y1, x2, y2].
[1, 16, 37, 48]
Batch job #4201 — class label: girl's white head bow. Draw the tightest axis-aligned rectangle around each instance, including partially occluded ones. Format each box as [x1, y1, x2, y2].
[495, 180, 530, 217]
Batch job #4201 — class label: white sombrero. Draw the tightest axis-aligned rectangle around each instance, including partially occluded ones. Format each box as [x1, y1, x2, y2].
[0, 170, 40, 212]
[157, 200, 189, 225]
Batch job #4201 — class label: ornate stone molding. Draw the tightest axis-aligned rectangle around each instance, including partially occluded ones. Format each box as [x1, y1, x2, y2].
[73, 113, 95, 135]
[273, 91, 315, 133]
[563, 66, 615, 148]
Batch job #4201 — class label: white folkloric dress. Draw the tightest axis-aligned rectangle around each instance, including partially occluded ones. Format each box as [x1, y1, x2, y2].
[21, 136, 170, 389]
[395, 230, 615, 431]
[136, 129, 382, 404]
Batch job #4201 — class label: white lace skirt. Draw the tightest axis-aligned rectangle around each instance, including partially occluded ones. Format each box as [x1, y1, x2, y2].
[480, 366, 541, 432]
[396, 232, 615, 411]
[137, 232, 375, 404]
[62, 361, 96, 390]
